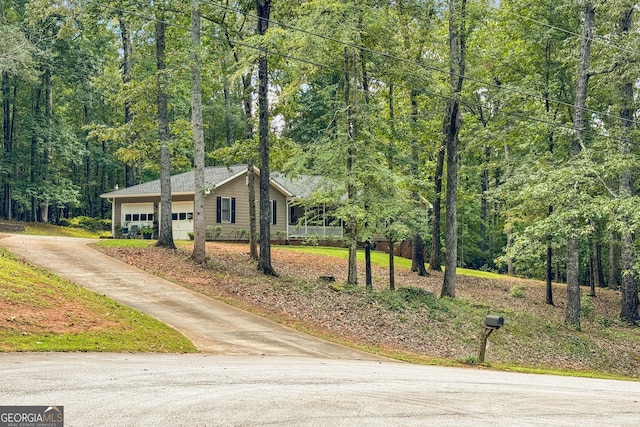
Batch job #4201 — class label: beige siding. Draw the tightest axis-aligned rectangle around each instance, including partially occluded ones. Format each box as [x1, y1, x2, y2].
[111, 173, 289, 241]
[204, 173, 288, 240]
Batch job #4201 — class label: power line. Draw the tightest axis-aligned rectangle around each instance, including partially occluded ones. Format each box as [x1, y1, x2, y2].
[500, 7, 640, 58]
[200, 0, 638, 127]
[84, 0, 636, 146]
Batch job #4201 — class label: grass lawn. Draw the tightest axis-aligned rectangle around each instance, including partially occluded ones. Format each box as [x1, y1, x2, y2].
[279, 245, 504, 279]
[0, 245, 195, 353]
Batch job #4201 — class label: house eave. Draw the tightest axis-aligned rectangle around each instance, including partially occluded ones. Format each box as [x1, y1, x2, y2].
[99, 192, 194, 199]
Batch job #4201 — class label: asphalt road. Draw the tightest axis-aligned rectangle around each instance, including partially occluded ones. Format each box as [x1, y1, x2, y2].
[2, 353, 640, 426]
[2, 235, 640, 426]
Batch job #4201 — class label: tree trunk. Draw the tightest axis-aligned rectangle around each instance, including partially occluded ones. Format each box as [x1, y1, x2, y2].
[256, 0, 276, 276]
[190, 0, 206, 263]
[223, 23, 257, 260]
[387, 85, 397, 291]
[222, 58, 233, 147]
[566, 235, 581, 326]
[365, 241, 372, 291]
[608, 234, 618, 290]
[40, 69, 52, 223]
[2, 71, 12, 220]
[480, 145, 490, 255]
[429, 141, 445, 272]
[618, 7, 639, 324]
[242, 71, 257, 259]
[566, 0, 595, 328]
[247, 161, 258, 260]
[344, 48, 358, 286]
[441, 0, 467, 298]
[589, 247, 596, 297]
[544, 68, 554, 304]
[155, 11, 176, 249]
[84, 104, 93, 217]
[411, 234, 428, 276]
[118, 17, 135, 188]
[389, 239, 395, 291]
[408, 90, 428, 275]
[595, 242, 604, 287]
[546, 242, 554, 305]
[30, 85, 42, 222]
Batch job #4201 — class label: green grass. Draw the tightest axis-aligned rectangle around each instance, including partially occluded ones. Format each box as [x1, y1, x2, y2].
[0, 247, 196, 353]
[13, 221, 111, 239]
[95, 238, 156, 248]
[279, 245, 505, 279]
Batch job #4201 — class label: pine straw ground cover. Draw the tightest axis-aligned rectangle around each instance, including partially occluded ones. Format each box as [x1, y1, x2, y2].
[95, 241, 640, 379]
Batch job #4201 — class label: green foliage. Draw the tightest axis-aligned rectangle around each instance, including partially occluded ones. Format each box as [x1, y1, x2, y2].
[509, 285, 524, 298]
[233, 228, 248, 239]
[371, 287, 443, 313]
[139, 225, 154, 235]
[60, 216, 111, 231]
[205, 226, 223, 241]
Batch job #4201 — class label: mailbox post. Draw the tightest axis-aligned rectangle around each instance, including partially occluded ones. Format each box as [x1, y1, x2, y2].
[478, 315, 504, 364]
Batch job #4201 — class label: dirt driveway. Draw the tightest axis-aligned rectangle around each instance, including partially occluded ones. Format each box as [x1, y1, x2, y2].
[0, 234, 377, 359]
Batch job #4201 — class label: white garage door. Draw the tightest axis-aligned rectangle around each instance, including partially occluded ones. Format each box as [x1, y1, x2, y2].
[171, 201, 194, 240]
[121, 203, 154, 229]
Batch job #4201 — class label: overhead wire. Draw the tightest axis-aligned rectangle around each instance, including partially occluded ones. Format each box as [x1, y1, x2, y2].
[500, 7, 640, 58]
[200, 0, 638, 127]
[84, 0, 636, 145]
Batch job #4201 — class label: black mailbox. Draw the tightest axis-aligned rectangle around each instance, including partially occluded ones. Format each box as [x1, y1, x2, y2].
[485, 315, 504, 329]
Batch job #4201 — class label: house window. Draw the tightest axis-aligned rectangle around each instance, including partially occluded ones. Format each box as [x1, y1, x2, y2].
[125, 214, 132, 222]
[221, 198, 231, 222]
[271, 200, 277, 225]
[172, 213, 178, 221]
[216, 197, 236, 223]
[179, 212, 187, 221]
[133, 214, 140, 221]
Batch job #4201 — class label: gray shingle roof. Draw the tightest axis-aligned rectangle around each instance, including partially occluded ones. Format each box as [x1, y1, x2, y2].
[100, 165, 320, 199]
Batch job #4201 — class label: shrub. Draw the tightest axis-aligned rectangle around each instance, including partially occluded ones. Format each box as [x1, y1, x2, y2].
[64, 216, 111, 231]
[233, 228, 247, 240]
[509, 285, 524, 298]
[206, 226, 223, 241]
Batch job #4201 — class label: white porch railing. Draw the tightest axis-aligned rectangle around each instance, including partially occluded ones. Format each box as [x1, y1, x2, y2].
[287, 224, 343, 238]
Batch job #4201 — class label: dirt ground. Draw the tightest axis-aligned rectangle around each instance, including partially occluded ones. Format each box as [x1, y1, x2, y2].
[92, 241, 640, 376]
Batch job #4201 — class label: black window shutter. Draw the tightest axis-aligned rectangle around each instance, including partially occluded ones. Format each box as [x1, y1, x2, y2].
[231, 198, 236, 223]
[216, 197, 221, 223]
[272, 200, 277, 225]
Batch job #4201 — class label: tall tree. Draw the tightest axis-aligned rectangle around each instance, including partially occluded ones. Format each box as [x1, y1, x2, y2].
[566, 0, 595, 328]
[118, 16, 136, 188]
[155, 7, 176, 249]
[409, 90, 428, 277]
[190, 0, 206, 263]
[616, 4, 639, 324]
[1, 21, 36, 220]
[441, 0, 467, 298]
[256, 0, 276, 276]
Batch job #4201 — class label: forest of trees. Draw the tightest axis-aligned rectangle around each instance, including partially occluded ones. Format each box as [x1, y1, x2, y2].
[1, 1, 639, 324]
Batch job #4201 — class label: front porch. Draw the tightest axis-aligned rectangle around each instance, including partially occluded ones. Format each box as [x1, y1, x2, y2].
[286, 202, 343, 239]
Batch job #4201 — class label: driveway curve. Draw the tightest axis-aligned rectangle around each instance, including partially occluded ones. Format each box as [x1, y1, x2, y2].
[0, 234, 376, 359]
